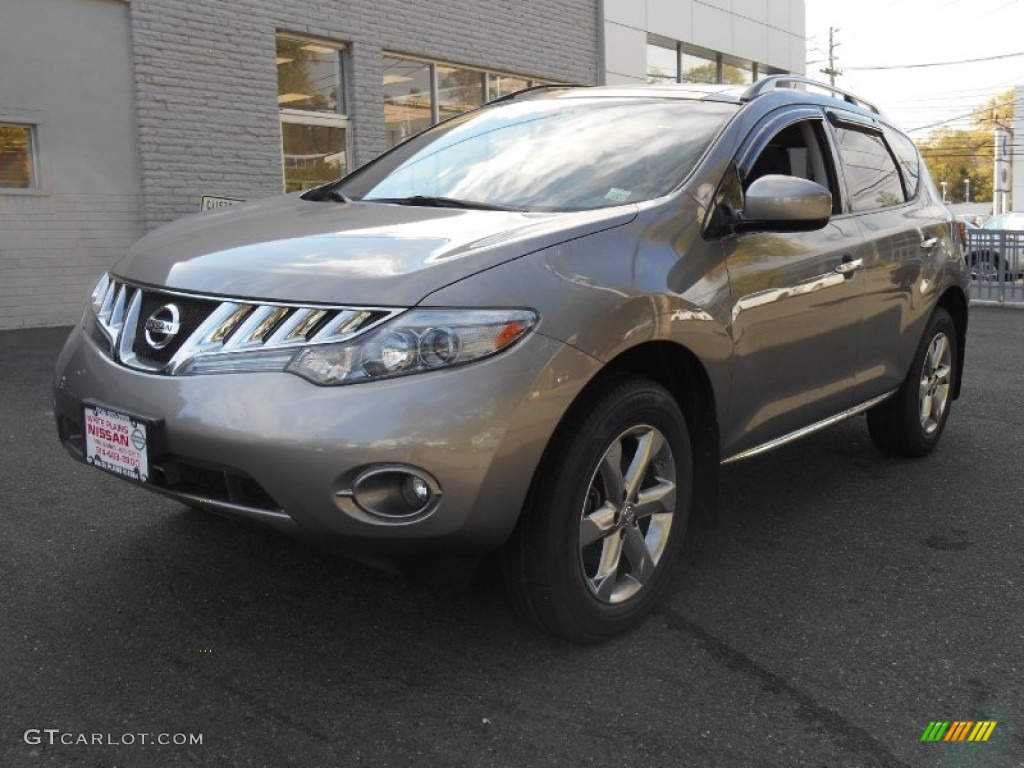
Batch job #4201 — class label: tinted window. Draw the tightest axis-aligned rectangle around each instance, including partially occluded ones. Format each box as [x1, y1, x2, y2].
[882, 127, 920, 199]
[832, 125, 905, 212]
[340, 97, 738, 211]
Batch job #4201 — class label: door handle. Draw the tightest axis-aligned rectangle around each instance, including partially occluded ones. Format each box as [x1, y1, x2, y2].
[835, 257, 864, 277]
[920, 237, 939, 250]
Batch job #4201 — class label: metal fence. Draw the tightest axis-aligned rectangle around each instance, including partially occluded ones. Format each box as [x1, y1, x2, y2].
[965, 229, 1024, 305]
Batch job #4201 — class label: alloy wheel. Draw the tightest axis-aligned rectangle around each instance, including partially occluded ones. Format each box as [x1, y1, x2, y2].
[578, 425, 677, 605]
[919, 332, 952, 435]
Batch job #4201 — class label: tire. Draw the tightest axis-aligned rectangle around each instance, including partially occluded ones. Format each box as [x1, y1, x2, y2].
[867, 307, 957, 457]
[502, 374, 693, 643]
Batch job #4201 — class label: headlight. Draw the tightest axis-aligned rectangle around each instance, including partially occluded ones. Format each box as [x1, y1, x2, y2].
[285, 309, 537, 385]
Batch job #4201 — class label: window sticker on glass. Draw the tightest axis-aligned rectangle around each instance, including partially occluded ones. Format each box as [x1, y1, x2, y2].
[605, 188, 632, 204]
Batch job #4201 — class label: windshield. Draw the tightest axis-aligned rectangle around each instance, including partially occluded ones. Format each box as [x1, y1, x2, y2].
[337, 96, 738, 211]
[982, 212, 1024, 231]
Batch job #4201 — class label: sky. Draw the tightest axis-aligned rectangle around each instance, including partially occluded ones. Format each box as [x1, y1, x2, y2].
[803, 0, 1023, 139]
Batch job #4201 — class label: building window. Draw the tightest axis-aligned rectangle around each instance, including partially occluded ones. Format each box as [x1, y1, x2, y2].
[721, 55, 754, 85]
[681, 49, 718, 83]
[646, 36, 678, 83]
[487, 74, 530, 100]
[383, 54, 549, 149]
[383, 56, 434, 147]
[646, 36, 781, 86]
[0, 123, 37, 189]
[436, 64, 486, 123]
[276, 35, 351, 192]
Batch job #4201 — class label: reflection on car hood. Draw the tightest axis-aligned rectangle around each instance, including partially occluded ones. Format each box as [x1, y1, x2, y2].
[114, 194, 637, 305]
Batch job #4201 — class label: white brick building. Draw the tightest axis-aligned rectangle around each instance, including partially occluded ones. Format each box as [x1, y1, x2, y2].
[0, 0, 805, 328]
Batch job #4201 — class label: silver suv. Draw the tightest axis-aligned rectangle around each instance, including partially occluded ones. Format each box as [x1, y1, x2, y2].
[54, 77, 968, 642]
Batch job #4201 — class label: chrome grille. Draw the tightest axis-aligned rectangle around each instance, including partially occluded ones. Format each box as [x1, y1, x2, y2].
[89, 275, 399, 375]
[132, 291, 220, 364]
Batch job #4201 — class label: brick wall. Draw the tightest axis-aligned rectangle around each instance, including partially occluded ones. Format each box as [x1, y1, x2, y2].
[0, 0, 145, 330]
[128, 0, 600, 229]
[0, 193, 143, 327]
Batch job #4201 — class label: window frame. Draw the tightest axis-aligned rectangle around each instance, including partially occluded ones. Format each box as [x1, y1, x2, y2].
[0, 121, 41, 192]
[275, 33, 353, 193]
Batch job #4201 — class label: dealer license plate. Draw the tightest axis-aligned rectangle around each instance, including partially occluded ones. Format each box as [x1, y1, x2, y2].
[83, 404, 151, 483]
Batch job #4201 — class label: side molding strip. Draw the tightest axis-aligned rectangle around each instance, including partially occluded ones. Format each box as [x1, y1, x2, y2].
[721, 390, 898, 465]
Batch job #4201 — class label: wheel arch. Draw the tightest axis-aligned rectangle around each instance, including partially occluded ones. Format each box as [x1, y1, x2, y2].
[600, 341, 722, 526]
[936, 286, 968, 400]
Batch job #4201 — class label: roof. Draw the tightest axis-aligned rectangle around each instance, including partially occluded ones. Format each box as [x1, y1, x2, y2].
[506, 76, 884, 118]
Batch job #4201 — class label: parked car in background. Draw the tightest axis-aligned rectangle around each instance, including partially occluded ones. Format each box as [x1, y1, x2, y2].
[957, 213, 986, 228]
[53, 77, 968, 642]
[967, 211, 1024, 281]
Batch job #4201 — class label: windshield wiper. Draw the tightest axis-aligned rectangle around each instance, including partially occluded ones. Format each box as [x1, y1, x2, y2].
[361, 195, 520, 211]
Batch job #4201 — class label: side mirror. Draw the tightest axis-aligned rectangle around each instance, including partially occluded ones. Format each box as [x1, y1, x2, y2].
[740, 175, 832, 232]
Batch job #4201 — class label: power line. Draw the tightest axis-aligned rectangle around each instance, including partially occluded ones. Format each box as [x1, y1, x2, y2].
[846, 50, 1024, 71]
[904, 95, 1024, 134]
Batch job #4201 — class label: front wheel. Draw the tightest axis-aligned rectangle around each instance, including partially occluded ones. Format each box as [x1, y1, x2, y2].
[867, 307, 958, 457]
[502, 374, 693, 643]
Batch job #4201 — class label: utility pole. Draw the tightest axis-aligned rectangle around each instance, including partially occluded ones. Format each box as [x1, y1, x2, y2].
[820, 27, 842, 86]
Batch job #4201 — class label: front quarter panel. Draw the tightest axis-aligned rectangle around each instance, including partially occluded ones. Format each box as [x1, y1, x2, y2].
[419, 200, 734, 423]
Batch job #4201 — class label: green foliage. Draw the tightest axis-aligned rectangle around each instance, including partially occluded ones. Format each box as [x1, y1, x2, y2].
[917, 89, 1014, 203]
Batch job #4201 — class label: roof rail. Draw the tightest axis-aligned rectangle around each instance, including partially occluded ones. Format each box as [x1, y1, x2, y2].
[741, 75, 881, 115]
[486, 83, 587, 105]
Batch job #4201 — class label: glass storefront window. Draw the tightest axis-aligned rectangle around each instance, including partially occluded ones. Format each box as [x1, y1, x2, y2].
[488, 74, 529, 99]
[383, 56, 434, 148]
[651, 37, 785, 88]
[384, 55, 547, 149]
[436, 65, 486, 122]
[276, 38, 343, 114]
[0, 124, 35, 189]
[681, 51, 717, 83]
[281, 122, 347, 193]
[722, 57, 754, 85]
[647, 37, 678, 84]
[277, 35, 350, 192]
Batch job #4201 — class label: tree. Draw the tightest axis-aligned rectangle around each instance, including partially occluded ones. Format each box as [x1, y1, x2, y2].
[917, 89, 1014, 204]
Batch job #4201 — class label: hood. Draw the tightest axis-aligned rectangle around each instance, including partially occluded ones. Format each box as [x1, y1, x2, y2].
[114, 194, 637, 306]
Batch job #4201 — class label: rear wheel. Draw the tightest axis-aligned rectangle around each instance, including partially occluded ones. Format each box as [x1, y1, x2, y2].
[502, 374, 692, 643]
[867, 307, 957, 457]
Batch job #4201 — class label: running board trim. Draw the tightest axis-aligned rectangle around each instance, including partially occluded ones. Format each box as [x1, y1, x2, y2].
[721, 390, 897, 465]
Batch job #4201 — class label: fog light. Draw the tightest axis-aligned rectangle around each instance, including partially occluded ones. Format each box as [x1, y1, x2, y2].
[401, 475, 430, 508]
[336, 465, 442, 523]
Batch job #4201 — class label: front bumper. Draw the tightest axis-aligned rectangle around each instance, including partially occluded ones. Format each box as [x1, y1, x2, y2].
[53, 324, 600, 553]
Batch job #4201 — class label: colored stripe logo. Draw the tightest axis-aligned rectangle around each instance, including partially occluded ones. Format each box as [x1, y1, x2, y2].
[921, 721, 997, 742]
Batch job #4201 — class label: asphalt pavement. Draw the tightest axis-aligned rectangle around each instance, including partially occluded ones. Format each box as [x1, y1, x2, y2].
[1, 307, 1022, 768]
